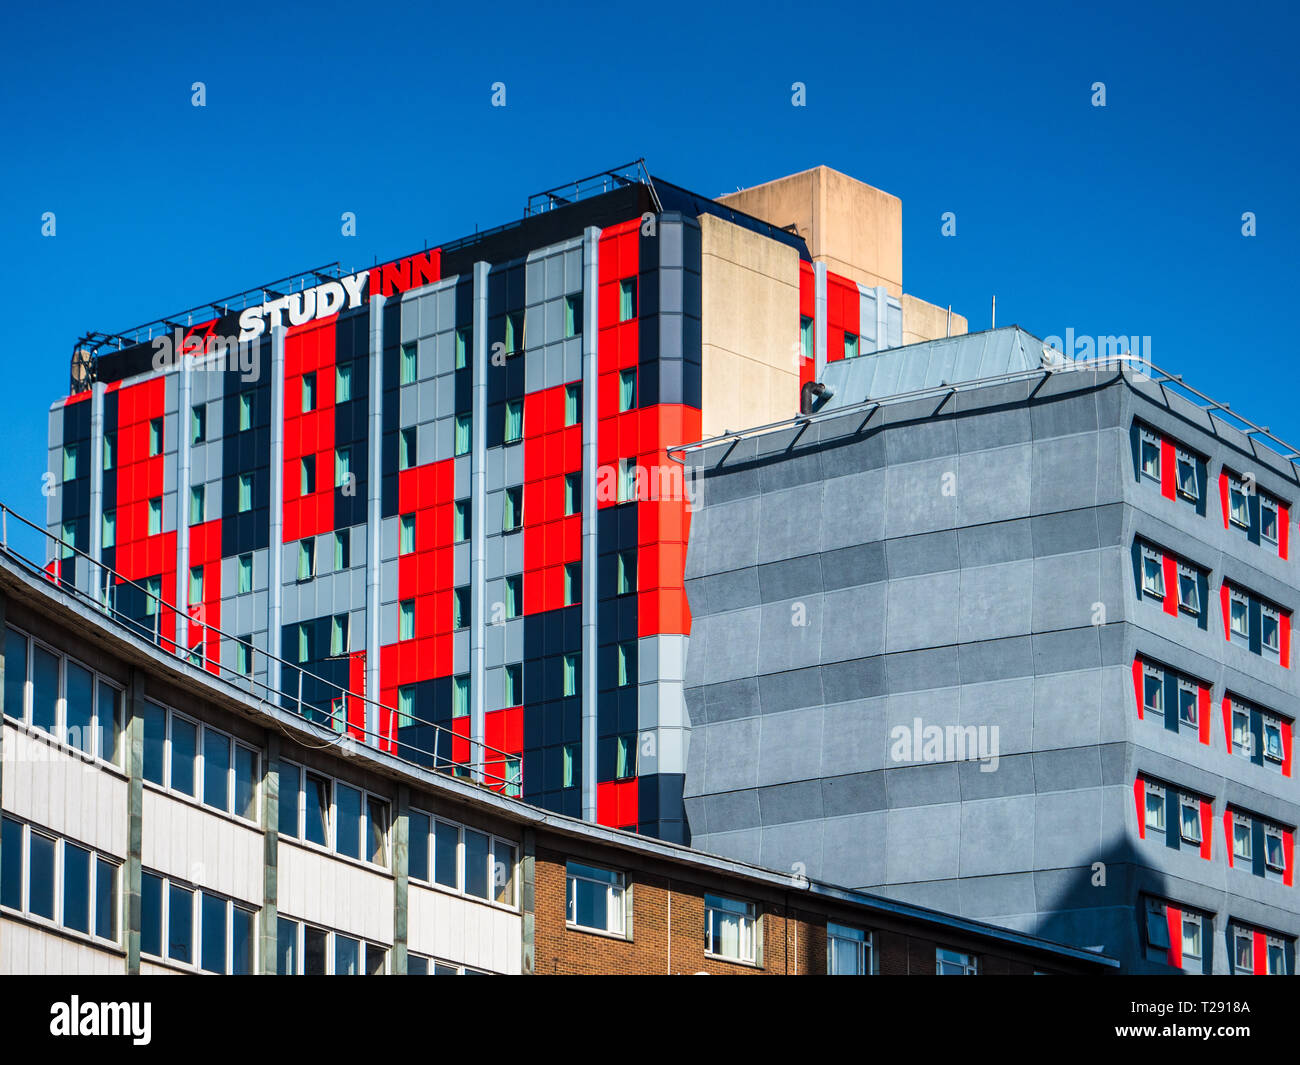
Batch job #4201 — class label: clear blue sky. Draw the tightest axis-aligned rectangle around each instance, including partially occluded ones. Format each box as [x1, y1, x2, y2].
[1, 0, 1296, 520]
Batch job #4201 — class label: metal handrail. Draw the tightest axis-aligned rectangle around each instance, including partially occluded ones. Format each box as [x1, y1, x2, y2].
[0, 503, 522, 794]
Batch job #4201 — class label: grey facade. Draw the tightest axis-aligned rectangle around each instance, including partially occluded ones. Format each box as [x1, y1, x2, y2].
[680, 329, 1300, 973]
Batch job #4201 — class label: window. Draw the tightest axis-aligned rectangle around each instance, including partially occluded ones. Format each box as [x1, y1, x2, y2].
[619, 369, 636, 412]
[301, 372, 317, 413]
[615, 734, 635, 779]
[1145, 781, 1166, 833]
[300, 456, 316, 496]
[617, 641, 634, 687]
[504, 575, 521, 619]
[101, 511, 115, 550]
[330, 614, 348, 656]
[410, 816, 516, 907]
[399, 514, 416, 554]
[237, 553, 253, 594]
[1142, 664, 1163, 718]
[62, 444, 78, 481]
[504, 399, 523, 444]
[564, 473, 580, 516]
[464, 829, 490, 899]
[454, 414, 471, 457]
[335, 447, 352, 488]
[401, 343, 417, 385]
[1175, 449, 1198, 501]
[563, 653, 578, 697]
[1234, 929, 1253, 974]
[844, 332, 859, 359]
[617, 550, 636, 595]
[1233, 815, 1253, 860]
[618, 279, 636, 321]
[238, 473, 253, 512]
[1140, 548, 1164, 598]
[1265, 827, 1286, 872]
[303, 772, 330, 848]
[143, 576, 161, 618]
[297, 624, 309, 662]
[936, 947, 978, 975]
[1232, 707, 1252, 756]
[828, 923, 872, 975]
[188, 565, 204, 607]
[1179, 795, 1202, 844]
[0, 821, 120, 943]
[1229, 476, 1250, 528]
[1182, 912, 1203, 965]
[334, 530, 350, 570]
[800, 316, 813, 361]
[455, 328, 470, 370]
[1267, 938, 1287, 975]
[453, 587, 469, 630]
[399, 599, 415, 641]
[617, 458, 636, 503]
[395, 686, 415, 731]
[1139, 429, 1161, 481]
[189, 485, 205, 526]
[504, 311, 524, 354]
[191, 404, 206, 444]
[1229, 592, 1249, 639]
[564, 562, 580, 606]
[335, 362, 353, 404]
[102, 433, 115, 470]
[399, 427, 416, 470]
[1145, 900, 1171, 955]
[1177, 681, 1198, 727]
[492, 663, 520, 711]
[1263, 716, 1284, 763]
[59, 520, 76, 559]
[564, 384, 580, 426]
[148, 497, 162, 536]
[235, 639, 253, 677]
[503, 486, 522, 532]
[238, 393, 253, 431]
[454, 500, 469, 543]
[149, 417, 163, 456]
[566, 861, 625, 934]
[1261, 496, 1280, 545]
[1176, 565, 1199, 615]
[705, 894, 757, 963]
[452, 675, 469, 718]
[1262, 605, 1281, 657]
[297, 539, 315, 581]
[562, 744, 576, 789]
[141, 873, 254, 973]
[564, 294, 583, 338]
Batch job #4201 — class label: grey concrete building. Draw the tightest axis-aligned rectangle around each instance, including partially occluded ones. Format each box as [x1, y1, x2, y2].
[679, 327, 1300, 973]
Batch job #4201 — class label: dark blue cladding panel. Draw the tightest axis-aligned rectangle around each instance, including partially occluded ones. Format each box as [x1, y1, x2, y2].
[220, 336, 272, 557]
[333, 309, 370, 530]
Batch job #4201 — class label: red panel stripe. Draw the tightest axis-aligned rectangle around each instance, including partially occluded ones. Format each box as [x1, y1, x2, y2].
[1161, 555, 1178, 616]
[1219, 471, 1230, 528]
[1222, 697, 1233, 754]
[1134, 778, 1145, 839]
[1132, 657, 1144, 719]
[1283, 719, 1293, 777]
[1280, 506, 1290, 560]
[1224, 810, 1234, 868]
[1284, 830, 1294, 887]
[1199, 800, 1212, 860]
[1198, 686, 1211, 745]
[1282, 613, 1292, 669]
[1221, 584, 1231, 641]
[1160, 440, 1176, 500]
[1253, 931, 1266, 974]
[1166, 907, 1182, 969]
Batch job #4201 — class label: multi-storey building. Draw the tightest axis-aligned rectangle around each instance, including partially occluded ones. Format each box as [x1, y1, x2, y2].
[0, 541, 1111, 975]
[43, 163, 963, 844]
[678, 328, 1300, 972]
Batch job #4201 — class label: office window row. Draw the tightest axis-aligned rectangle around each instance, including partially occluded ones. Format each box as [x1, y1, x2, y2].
[407, 810, 516, 908]
[278, 760, 389, 867]
[3, 626, 124, 767]
[1136, 540, 1204, 620]
[1144, 897, 1290, 974]
[276, 916, 385, 975]
[141, 701, 259, 823]
[1137, 777, 1210, 856]
[1224, 582, 1288, 663]
[141, 870, 255, 974]
[0, 817, 119, 946]
[1227, 807, 1293, 882]
[407, 954, 491, 975]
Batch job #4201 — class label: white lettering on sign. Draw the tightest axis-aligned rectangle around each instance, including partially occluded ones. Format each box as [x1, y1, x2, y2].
[238, 271, 369, 342]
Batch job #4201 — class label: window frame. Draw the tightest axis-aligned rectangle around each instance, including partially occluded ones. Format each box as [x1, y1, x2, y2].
[140, 699, 260, 823]
[704, 893, 758, 964]
[565, 860, 626, 935]
[935, 946, 979, 976]
[277, 759, 390, 868]
[138, 871, 257, 974]
[407, 812, 519, 910]
[1140, 547, 1165, 599]
[1174, 449, 1199, 502]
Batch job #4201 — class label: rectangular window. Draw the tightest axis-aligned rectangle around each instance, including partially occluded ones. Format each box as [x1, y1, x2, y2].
[397, 686, 414, 730]
[31, 645, 58, 736]
[504, 311, 524, 354]
[1182, 912, 1203, 964]
[1265, 827, 1286, 872]
[1229, 477, 1249, 528]
[3, 629, 26, 723]
[1175, 450, 1198, 501]
[169, 714, 198, 797]
[401, 343, 417, 385]
[102, 433, 115, 470]
[455, 328, 470, 370]
[1179, 795, 1202, 844]
[62, 841, 90, 933]
[503, 663, 522, 707]
[335, 447, 351, 489]
[27, 830, 55, 920]
[566, 861, 625, 934]
[188, 485, 204, 526]
[1230, 592, 1249, 639]
[1140, 548, 1164, 598]
[1177, 681, 1198, 727]
[334, 530, 350, 570]
[102, 511, 115, 550]
[453, 587, 469, 630]
[1263, 717, 1285, 763]
[399, 514, 415, 554]
[504, 400, 523, 444]
[97, 681, 123, 767]
[844, 332, 859, 359]
[188, 565, 204, 607]
[409, 810, 430, 882]
[65, 661, 93, 757]
[1261, 497, 1280, 545]
[200, 892, 226, 973]
[564, 473, 580, 516]
[452, 675, 469, 718]
[238, 473, 252, 512]
[454, 500, 469, 543]
[936, 947, 978, 975]
[560, 293, 582, 339]
[800, 316, 814, 361]
[304, 773, 330, 848]
[828, 923, 872, 975]
[563, 653, 577, 697]
[62, 444, 78, 481]
[149, 417, 164, 456]
[617, 641, 634, 688]
[168, 883, 194, 963]
[705, 894, 757, 963]
[335, 362, 353, 404]
[59, 520, 76, 559]
[454, 414, 471, 457]
[617, 550, 636, 595]
[464, 830, 490, 899]
[238, 393, 253, 432]
[1235, 930, 1254, 974]
[399, 427, 416, 470]
[0, 816, 21, 910]
[619, 369, 636, 412]
[1176, 566, 1200, 615]
[1267, 939, 1286, 975]
[148, 497, 162, 536]
[142, 701, 166, 785]
[301, 372, 316, 413]
[503, 486, 522, 532]
[190, 405, 206, 444]
[143, 576, 161, 619]
[140, 872, 163, 958]
[562, 744, 576, 789]
[617, 458, 635, 503]
[1142, 665, 1163, 718]
[615, 734, 635, 780]
[1262, 606, 1281, 657]
[399, 600, 415, 641]
[433, 820, 459, 890]
[300, 456, 316, 496]
[564, 562, 580, 606]
[297, 624, 309, 662]
[504, 575, 521, 619]
[564, 384, 580, 426]
[494, 838, 517, 899]
[236, 553, 253, 594]
[1139, 430, 1161, 481]
[297, 539, 315, 581]
[330, 614, 348, 656]
[618, 279, 636, 322]
[336, 784, 362, 860]
[95, 856, 118, 941]
[1232, 708, 1252, 756]
[1234, 816, 1252, 860]
[1145, 900, 1171, 954]
[1145, 781, 1166, 833]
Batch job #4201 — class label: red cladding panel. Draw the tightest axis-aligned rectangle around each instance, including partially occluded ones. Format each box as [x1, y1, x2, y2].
[282, 318, 337, 544]
[1253, 931, 1266, 974]
[1132, 658, 1143, 719]
[1134, 778, 1145, 839]
[1199, 801, 1212, 860]
[1160, 439, 1176, 500]
[1198, 686, 1211, 745]
[1224, 811, 1234, 868]
[1161, 555, 1178, 616]
[1166, 907, 1182, 969]
[1219, 472, 1230, 529]
[596, 778, 639, 830]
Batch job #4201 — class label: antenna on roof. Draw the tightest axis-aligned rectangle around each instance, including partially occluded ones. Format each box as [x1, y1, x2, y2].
[991, 295, 997, 330]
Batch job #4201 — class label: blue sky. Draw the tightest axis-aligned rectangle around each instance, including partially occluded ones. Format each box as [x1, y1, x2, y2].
[1, 0, 1296, 520]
